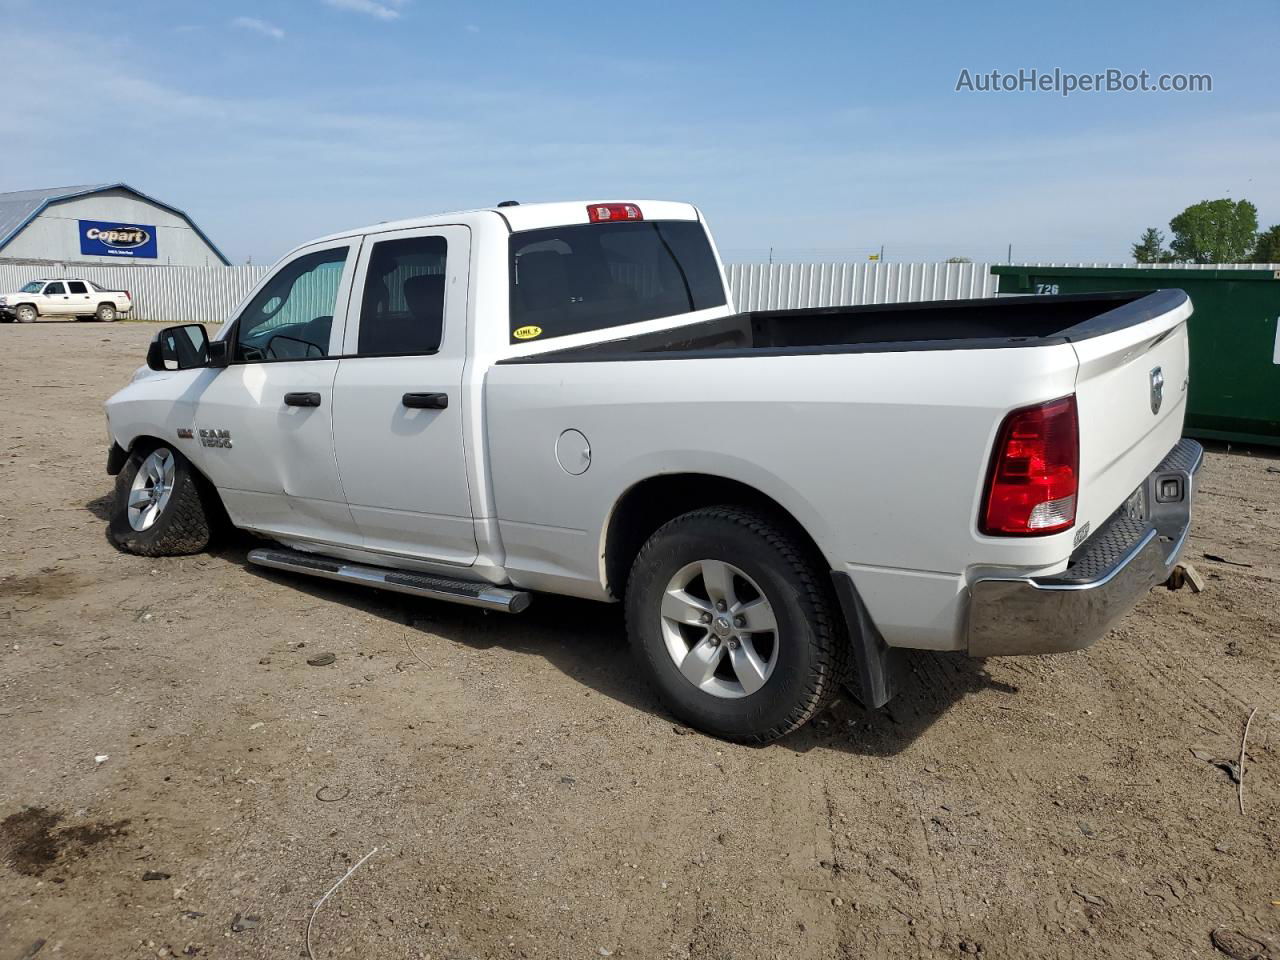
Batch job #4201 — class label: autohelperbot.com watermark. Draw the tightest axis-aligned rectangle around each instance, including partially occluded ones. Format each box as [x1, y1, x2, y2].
[955, 67, 1212, 97]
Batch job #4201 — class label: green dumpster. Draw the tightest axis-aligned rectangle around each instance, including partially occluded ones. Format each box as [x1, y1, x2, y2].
[992, 265, 1280, 447]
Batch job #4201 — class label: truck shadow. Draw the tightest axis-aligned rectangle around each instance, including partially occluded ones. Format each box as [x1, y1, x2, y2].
[220, 541, 1006, 757]
[1196, 438, 1280, 462]
[781, 653, 1017, 757]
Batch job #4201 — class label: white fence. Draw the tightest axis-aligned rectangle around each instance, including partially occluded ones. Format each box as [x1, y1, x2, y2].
[726, 262, 997, 310]
[3, 260, 1277, 324]
[0, 263, 268, 325]
[724, 260, 1280, 311]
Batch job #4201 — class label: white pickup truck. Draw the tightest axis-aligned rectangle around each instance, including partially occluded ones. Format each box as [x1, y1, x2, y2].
[0, 278, 133, 322]
[103, 200, 1201, 742]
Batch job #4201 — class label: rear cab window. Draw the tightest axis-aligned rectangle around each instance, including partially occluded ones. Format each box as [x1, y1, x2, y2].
[509, 220, 725, 344]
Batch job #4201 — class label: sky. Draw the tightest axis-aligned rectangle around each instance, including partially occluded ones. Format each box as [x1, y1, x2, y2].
[3, 0, 1277, 265]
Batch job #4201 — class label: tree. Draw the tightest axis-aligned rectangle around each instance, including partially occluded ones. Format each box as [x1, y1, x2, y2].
[1252, 224, 1280, 264]
[1131, 227, 1170, 264]
[945, 256, 972, 263]
[1167, 198, 1258, 264]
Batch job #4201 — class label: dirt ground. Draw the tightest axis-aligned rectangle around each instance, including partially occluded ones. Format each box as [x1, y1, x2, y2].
[1, 320, 1277, 960]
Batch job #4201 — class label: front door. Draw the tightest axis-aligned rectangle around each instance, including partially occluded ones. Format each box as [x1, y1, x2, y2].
[185, 239, 361, 543]
[331, 225, 477, 565]
[42, 281, 71, 316]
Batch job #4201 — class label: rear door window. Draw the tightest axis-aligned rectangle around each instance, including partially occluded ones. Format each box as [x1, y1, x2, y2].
[67, 281, 87, 294]
[355, 235, 448, 355]
[509, 220, 726, 343]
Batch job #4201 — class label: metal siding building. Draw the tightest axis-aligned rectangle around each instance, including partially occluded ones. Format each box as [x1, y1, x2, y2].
[0, 183, 229, 267]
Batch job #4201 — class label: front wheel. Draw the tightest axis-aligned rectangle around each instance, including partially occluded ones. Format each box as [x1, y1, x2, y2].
[15, 304, 37, 323]
[108, 445, 212, 556]
[625, 506, 848, 743]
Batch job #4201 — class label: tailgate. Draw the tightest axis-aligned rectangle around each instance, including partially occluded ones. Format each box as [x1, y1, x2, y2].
[1071, 289, 1192, 538]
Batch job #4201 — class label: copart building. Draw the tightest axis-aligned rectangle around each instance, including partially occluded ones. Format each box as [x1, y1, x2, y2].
[0, 183, 229, 267]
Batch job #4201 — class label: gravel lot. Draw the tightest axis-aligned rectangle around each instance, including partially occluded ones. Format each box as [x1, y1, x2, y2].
[1, 321, 1277, 960]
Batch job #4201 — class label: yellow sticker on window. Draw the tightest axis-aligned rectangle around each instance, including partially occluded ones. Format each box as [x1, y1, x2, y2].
[513, 325, 543, 341]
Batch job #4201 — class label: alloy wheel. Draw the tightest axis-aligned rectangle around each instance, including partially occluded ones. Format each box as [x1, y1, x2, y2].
[127, 448, 177, 531]
[660, 559, 779, 698]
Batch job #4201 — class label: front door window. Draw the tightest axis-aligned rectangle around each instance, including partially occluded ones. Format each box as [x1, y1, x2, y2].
[235, 249, 349, 361]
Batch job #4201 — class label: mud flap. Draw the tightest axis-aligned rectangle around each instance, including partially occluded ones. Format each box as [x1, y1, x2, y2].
[830, 571, 901, 709]
[106, 442, 128, 476]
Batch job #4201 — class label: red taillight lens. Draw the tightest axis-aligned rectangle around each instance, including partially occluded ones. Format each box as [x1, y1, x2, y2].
[587, 203, 643, 223]
[981, 395, 1079, 536]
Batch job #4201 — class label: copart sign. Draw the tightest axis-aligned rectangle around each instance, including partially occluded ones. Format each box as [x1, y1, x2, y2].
[79, 220, 158, 259]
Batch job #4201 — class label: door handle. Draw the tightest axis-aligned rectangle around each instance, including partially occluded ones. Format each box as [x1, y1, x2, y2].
[284, 392, 322, 407]
[402, 392, 448, 409]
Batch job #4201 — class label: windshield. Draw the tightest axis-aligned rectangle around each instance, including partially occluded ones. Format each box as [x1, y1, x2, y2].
[20, 282, 43, 293]
[508, 220, 726, 344]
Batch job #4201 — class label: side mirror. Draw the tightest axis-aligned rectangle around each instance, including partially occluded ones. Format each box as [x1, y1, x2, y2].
[146, 323, 211, 371]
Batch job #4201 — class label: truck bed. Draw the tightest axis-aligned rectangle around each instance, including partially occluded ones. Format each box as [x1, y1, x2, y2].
[487, 283, 1191, 651]
[503, 290, 1186, 363]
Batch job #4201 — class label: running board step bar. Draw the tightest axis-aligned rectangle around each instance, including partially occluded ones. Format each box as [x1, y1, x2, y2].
[246, 547, 531, 613]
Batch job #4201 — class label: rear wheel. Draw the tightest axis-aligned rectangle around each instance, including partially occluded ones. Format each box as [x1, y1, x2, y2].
[108, 445, 212, 556]
[15, 304, 37, 323]
[96, 303, 118, 322]
[625, 506, 847, 743]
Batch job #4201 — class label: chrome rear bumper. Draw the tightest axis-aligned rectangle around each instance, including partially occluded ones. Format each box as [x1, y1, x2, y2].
[967, 438, 1203, 657]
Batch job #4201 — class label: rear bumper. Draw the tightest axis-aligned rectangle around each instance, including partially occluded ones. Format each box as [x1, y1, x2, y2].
[967, 438, 1203, 657]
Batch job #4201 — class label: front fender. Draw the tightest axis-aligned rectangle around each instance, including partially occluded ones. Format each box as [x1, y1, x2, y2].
[104, 368, 208, 468]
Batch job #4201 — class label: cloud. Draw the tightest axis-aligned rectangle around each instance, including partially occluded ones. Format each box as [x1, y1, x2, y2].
[231, 16, 285, 39]
[465, 24, 480, 33]
[322, 0, 406, 21]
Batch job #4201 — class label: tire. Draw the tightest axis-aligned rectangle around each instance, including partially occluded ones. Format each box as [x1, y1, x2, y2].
[96, 303, 118, 322]
[625, 506, 848, 743]
[108, 444, 212, 556]
[15, 304, 37, 323]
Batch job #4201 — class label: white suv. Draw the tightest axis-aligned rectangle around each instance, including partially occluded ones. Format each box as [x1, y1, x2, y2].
[0, 278, 133, 322]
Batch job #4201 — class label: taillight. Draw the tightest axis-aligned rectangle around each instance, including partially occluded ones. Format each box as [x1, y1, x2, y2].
[587, 203, 643, 223]
[980, 395, 1079, 536]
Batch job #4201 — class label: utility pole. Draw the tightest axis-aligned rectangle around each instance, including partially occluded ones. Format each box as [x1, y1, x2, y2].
[768, 247, 773, 265]
[1007, 243, 1012, 264]
[879, 244, 885, 263]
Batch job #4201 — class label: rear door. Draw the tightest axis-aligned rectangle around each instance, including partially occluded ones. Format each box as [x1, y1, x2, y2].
[186, 239, 360, 541]
[331, 225, 477, 565]
[1072, 293, 1193, 535]
[66, 280, 93, 315]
